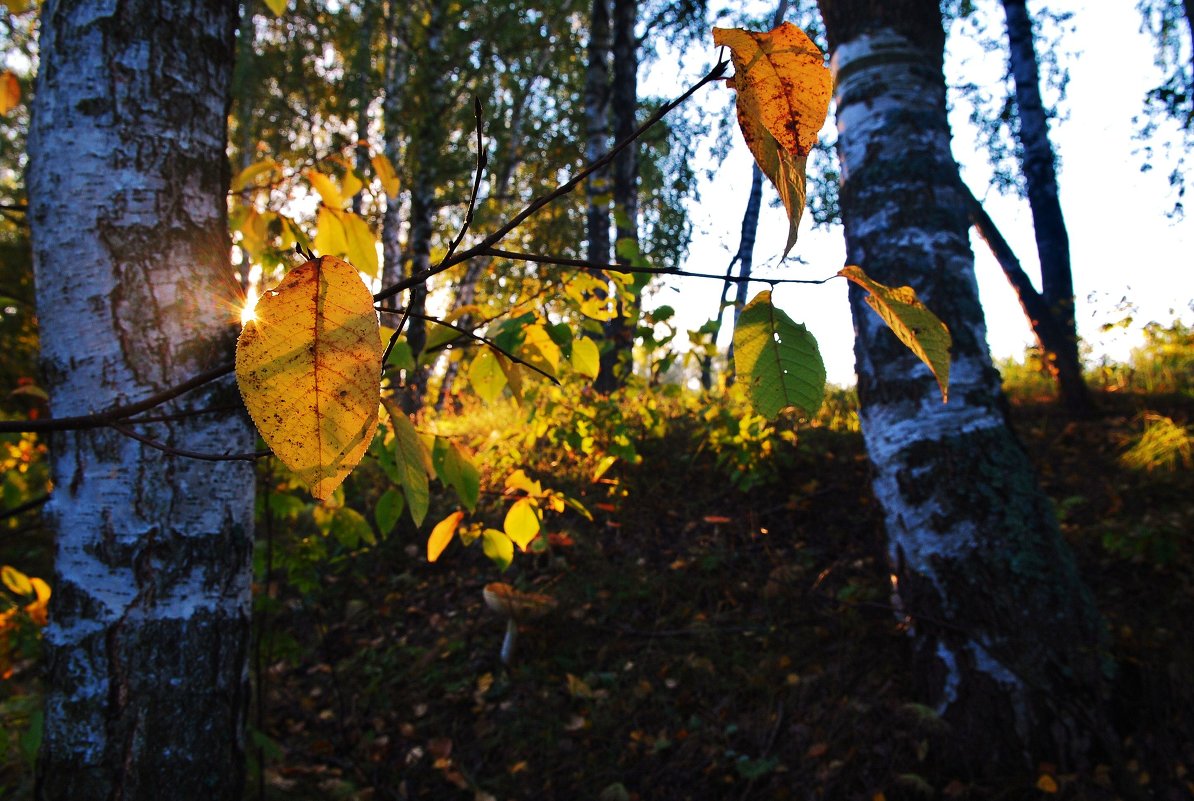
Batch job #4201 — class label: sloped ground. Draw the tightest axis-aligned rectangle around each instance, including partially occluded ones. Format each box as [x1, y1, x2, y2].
[255, 390, 1194, 801]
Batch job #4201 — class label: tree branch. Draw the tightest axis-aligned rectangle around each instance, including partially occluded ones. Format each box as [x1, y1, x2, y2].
[111, 423, 270, 462]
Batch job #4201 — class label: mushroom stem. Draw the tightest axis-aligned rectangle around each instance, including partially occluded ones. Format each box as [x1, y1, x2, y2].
[500, 617, 518, 665]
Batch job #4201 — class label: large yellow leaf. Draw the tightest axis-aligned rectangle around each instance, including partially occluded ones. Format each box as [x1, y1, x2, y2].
[839, 266, 951, 402]
[713, 23, 831, 255]
[504, 498, 541, 552]
[341, 211, 379, 279]
[712, 23, 831, 158]
[236, 256, 383, 500]
[314, 207, 348, 259]
[0, 71, 20, 116]
[307, 169, 347, 209]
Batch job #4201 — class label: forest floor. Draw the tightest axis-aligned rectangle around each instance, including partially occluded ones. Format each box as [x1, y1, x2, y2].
[247, 389, 1194, 801]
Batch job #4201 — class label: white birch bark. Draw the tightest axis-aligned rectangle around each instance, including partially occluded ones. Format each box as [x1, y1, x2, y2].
[826, 12, 1109, 769]
[28, 1, 253, 797]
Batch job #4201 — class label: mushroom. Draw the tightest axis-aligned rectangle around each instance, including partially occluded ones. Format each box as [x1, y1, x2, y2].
[482, 582, 557, 665]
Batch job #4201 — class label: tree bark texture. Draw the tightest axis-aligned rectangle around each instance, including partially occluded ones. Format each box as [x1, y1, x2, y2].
[28, 2, 253, 799]
[380, 0, 408, 307]
[819, 0, 1109, 772]
[1000, 0, 1091, 414]
[584, 0, 612, 269]
[596, 0, 639, 393]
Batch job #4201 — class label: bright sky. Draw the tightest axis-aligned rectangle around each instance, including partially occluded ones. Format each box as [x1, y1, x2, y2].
[652, 1, 1193, 387]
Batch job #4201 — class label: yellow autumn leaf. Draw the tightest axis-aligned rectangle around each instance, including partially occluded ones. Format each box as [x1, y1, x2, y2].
[713, 24, 831, 254]
[1035, 775, 1058, 793]
[306, 169, 347, 209]
[263, 0, 287, 15]
[236, 256, 383, 501]
[0, 71, 20, 116]
[504, 497, 541, 551]
[838, 266, 951, 402]
[712, 23, 831, 158]
[1, 565, 32, 596]
[340, 169, 364, 200]
[232, 158, 280, 193]
[314, 206, 348, 259]
[427, 511, 464, 562]
[571, 336, 600, 379]
[372, 153, 401, 197]
[340, 210, 379, 278]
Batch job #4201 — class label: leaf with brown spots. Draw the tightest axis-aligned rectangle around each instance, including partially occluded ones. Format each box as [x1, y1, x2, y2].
[236, 256, 383, 500]
[713, 23, 831, 255]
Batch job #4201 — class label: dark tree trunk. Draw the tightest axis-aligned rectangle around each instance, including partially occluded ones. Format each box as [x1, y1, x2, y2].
[596, 0, 639, 393]
[28, 1, 254, 798]
[1001, 0, 1093, 415]
[584, 0, 612, 269]
[818, 0, 1111, 774]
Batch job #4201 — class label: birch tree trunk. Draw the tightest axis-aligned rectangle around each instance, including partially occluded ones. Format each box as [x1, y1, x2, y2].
[28, 1, 253, 798]
[1000, 0, 1092, 415]
[818, 0, 1110, 772]
[584, 0, 612, 269]
[596, 0, 638, 392]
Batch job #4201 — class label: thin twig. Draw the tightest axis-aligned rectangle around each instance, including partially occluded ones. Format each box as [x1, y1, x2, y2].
[0, 362, 235, 434]
[374, 59, 730, 305]
[440, 97, 488, 267]
[377, 307, 560, 385]
[124, 404, 244, 425]
[478, 247, 837, 285]
[0, 494, 49, 521]
[381, 304, 414, 369]
[110, 423, 270, 462]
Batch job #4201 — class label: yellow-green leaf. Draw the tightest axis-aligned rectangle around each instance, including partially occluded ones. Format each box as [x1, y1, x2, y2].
[519, 324, 561, 376]
[374, 488, 405, 537]
[482, 529, 514, 571]
[504, 468, 542, 497]
[1, 565, 32, 596]
[733, 290, 825, 419]
[372, 153, 401, 197]
[838, 265, 951, 402]
[236, 256, 382, 501]
[503, 497, 541, 551]
[713, 23, 831, 255]
[382, 398, 434, 526]
[571, 336, 600, 379]
[340, 211, 379, 278]
[427, 510, 464, 562]
[307, 169, 346, 209]
[440, 441, 480, 511]
[263, 0, 287, 15]
[314, 207, 348, 259]
[232, 158, 280, 193]
[0, 71, 20, 116]
[341, 169, 364, 200]
[468, 349, 507, 405]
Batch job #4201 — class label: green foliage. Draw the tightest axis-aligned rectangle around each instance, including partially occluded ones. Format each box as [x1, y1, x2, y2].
[733, 291, 826, 419]
[1120, 413, 1192, 473]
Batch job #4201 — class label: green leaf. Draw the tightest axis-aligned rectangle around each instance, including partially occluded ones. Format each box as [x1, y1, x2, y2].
[482, 529, 514, 572]
[504, 497, 541, 551]
[468, 349, 507, 405]
[438, 440, 480, 511]
[386, 340, 415, 372]
[571, 336, 600, 379]
[732, 290, 825, 419]
[838, 266, 951, 402]
[383, 399, 433, 526]
[331, 507, 375, 549]
[374, 488, 405, 537]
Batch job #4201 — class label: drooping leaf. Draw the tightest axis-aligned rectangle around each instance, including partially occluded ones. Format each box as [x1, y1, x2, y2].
[439, 441, 480, 511]
[314, 207, 348, 259]
[732, 290, 825, 419]
[236, 256, 382, 500]
[504, 498, 541, 551]
[713, 23, 831, 255]
[374, 488, 405, 538]
[427, 511, 464, 562]
[571, 336, 600, 379]
[468, 349, 507, 405]
[481, 529, 514, 572]
[340, 211, 379, 278]
[372, 154, 400, 196]
[382, 398, 433, 526]
[0, 71, 19, 115]
[839, 266, 951, 401]
[307, 169, 346, 208]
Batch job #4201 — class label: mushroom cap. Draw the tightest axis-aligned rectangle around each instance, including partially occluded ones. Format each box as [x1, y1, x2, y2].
[482, 582, 558, 619]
